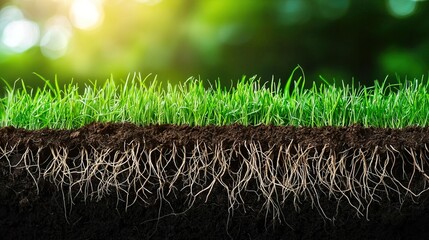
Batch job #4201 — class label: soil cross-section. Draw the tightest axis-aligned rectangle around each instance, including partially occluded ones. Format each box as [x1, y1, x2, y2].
[1, 122, 429, 240]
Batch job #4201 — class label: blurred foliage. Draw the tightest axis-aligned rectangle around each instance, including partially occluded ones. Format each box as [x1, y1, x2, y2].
[0, 0, 428, 87]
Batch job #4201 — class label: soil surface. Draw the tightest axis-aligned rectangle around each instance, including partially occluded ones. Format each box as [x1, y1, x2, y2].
[1, 122, 429, 240]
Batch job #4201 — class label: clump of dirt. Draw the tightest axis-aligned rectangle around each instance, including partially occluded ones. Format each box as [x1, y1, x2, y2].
[1, 122, 429, 240]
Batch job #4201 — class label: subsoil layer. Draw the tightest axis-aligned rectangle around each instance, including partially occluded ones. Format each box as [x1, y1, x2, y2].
[1, 123, 429, 240]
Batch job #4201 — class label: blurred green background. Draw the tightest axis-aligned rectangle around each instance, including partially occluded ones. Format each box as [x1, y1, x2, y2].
[0, 0, 428, 87]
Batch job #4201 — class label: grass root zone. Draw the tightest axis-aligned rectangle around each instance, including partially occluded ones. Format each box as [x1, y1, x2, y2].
[1, 122, 429, 239]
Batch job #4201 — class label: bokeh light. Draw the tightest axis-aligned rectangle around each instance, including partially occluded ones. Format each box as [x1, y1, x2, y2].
[69, 0, 103, 30]
[387, 0, 417, 18]
[278, 0, 311, 25]
[2, 19, 39, 53]
[0, 5, 38, 53]
[0, 5, 23, 27]
[40, 16, 72, 59]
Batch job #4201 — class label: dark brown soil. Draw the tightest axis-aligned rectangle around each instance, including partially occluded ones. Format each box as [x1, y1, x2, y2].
[1, 122, 429, 240]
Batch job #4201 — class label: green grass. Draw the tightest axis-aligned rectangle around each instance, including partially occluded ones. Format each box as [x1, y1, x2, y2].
[1, 69, 429, 129]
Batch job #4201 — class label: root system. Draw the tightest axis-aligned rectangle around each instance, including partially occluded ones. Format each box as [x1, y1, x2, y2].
[1, 122, 429, 239]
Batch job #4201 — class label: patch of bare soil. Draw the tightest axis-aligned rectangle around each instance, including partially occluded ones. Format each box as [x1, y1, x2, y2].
[1, 123, 429, 240]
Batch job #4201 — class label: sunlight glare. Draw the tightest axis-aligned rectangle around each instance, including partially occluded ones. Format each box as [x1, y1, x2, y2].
[70, 0, 103, 30]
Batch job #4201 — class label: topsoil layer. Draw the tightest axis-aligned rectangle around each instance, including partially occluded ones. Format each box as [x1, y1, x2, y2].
[1, 122, 429, 240]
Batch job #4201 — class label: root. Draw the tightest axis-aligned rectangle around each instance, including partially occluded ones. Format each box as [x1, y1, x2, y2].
[1, 139, 429, 227]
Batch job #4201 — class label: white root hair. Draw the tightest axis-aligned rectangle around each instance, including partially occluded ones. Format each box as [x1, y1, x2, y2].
[1, 141, 429, 225]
